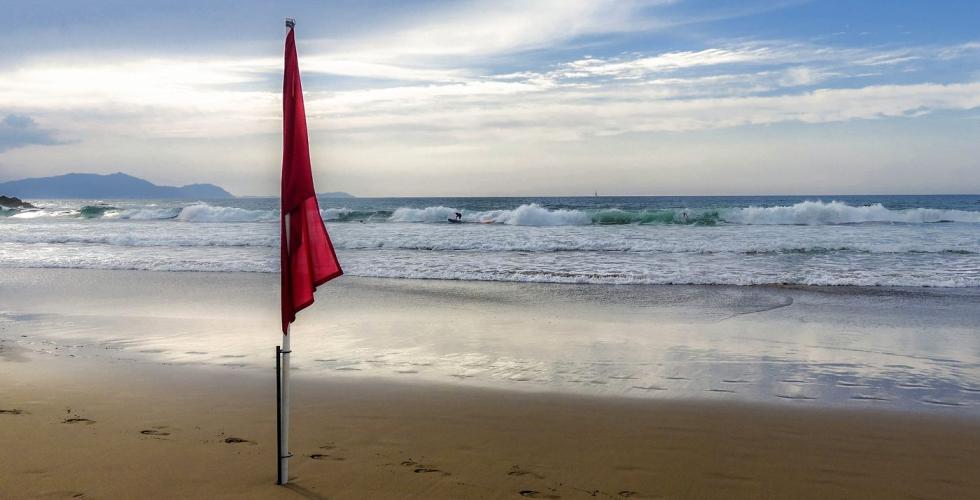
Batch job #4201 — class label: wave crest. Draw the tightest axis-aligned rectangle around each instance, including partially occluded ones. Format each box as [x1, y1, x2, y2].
[724, 201, 980, 225]
[175, 203, 276, 223]
[383, 201, 980, 226]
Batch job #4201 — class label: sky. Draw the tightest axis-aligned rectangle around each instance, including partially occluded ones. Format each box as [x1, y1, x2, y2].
[0, 0, 978, 197]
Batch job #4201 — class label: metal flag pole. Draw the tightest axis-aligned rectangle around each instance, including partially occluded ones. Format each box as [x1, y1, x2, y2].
[275, 345, 283, 484]
[278, 208, 294, 484]
[279, 328, 291, 484]
[277, 18, 297, 486]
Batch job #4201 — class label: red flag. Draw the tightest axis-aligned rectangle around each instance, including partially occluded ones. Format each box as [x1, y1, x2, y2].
[281, 27, 342, 334]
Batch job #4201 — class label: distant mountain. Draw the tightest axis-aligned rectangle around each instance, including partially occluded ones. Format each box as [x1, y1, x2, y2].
[0, 172, 234, 199]
[318, 191, 355, 198]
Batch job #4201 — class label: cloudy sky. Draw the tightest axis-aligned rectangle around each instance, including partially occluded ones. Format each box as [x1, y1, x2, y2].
[1, 0, 978, 196]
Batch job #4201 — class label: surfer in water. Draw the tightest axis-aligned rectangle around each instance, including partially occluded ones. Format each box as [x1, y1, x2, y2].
[455, 212, 462, 221]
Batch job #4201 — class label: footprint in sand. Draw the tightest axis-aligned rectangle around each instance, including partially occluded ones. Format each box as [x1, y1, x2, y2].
[140, 429, 171, 437]
[508, 465, 544, 479]
[618, 491, 639, 498]
[63, 417, 95, 424]
[223, 437, 253, 444]
[309, 453, 345, 461]
[519, 490, 560, 499]
[401, 459, 449, 476]
[0, 409, 26, 415]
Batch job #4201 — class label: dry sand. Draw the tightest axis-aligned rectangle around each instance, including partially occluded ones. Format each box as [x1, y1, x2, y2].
[2, 352, 979, 500]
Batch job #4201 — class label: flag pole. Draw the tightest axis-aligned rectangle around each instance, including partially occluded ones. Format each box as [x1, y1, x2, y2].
[278, 207, 293, 484]
[279, 327, 291, 484]
[275, 345, 283, 484]
[278, 18, 296, 486]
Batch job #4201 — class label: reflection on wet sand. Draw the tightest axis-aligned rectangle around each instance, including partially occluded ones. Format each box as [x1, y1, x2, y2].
[1, 269, 978, 415]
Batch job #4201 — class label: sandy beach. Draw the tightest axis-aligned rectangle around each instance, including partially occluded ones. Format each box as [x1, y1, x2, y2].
[2, 269, 979, 499]
[5, 1, 980, 497]
[2, 350, 980, 499]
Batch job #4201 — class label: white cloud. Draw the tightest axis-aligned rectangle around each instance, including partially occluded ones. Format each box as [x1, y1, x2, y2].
[329, 0, 674, 61]
[559, 47, 773, 79]
[307, 81, 980, 142]
[3, 0, 980, 195]
[3, 37, 979, 146]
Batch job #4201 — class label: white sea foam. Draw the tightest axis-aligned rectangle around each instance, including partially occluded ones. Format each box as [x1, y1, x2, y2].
[389, 204, 593, 225]
[2, 198, 979, 287]
[389, 206, 459, 223]
[386, 201, 980, 226]
[175, 203, 276, 223]
[724, 201, 980, 225]
[5, 200, 980, 226]
[482, 204, 593, 226]
[9, 209, 73, 219]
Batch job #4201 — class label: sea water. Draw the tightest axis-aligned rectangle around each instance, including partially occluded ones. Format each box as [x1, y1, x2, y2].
[2, 195, 979, 287]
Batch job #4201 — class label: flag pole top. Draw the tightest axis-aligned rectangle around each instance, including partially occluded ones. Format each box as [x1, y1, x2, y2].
[285, 18, 296, 28]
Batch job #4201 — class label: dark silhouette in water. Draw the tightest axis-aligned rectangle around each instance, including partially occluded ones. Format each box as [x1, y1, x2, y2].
[0, 195, 35, 209]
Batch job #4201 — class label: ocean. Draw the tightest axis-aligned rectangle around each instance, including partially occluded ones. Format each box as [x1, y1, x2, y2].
[2, 195, 979, 287]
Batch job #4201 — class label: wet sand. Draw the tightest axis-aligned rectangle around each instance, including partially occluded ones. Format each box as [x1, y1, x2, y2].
[2, 269, 977, 413]
[2, 352, 979, 500]
[1, 269, 979, 498]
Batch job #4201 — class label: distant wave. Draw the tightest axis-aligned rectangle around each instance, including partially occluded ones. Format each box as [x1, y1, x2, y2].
[173, 204, 275, 223]
[79, 205, 117, 218]
[390, 204, 592, 225]
[723, 201, 980, 225]
[3, 200, 980, 226]
[386, 201, 980, 226]
[110, 203, 275, 222]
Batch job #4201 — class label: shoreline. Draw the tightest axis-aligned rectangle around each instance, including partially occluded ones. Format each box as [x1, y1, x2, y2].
[5, 265, 980, 294]
[2, 268, 978, 415]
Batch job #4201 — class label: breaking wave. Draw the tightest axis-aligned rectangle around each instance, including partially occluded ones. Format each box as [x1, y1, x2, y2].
[4, 201, 979, 226]
[389, 204, 591, 225]
[173, 204, 275, 223]
[3, 195, 979, 287]
[386, 201, 980, 226]
[723, 201, 980, 225]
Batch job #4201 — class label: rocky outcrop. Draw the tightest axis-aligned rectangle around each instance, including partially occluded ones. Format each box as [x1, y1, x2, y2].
[0, 195, 36, 209]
